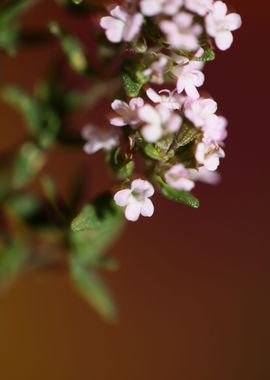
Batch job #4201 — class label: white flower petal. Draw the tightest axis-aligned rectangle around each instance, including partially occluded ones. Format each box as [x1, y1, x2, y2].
[216, 30, 233, 50]
[138, 105, 160, 124]
[114, 189, 131, 207]
[146, 88, 162, 104]
[123, 13, 143, 42]
[83, 141, 103, 154]
[125, 201, 142, 222]
[226, 13, 242, 31]
[131, 179, 155, 198]
[140, 199, 154, 217]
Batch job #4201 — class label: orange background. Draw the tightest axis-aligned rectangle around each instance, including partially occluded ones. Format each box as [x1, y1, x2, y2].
[0, 1, 269, 379]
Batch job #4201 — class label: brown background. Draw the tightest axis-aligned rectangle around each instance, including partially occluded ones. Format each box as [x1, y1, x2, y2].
[0, 1, 269, 379]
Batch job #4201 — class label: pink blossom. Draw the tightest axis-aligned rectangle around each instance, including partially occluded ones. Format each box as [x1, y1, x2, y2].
[114, 179, 154, 222]
[189, 167, 221, 184]
[165, 164, 195, 191]
[195, 141, 225, 171]
[82, 125, 119, 154]
[205, 1, 242, 51]
[140, 0, 183, 17]
[160, 12, 202, 51]
[202, 115, 228, 142]
[143, 56, 168, 84]
[184, 98, 217, 127]
[173, 60, 205, 99]
[185, 0, 213, 16]
[138, 104, 182, 143]
[110, 98, 144, 127]
[100, 6, 143, 43]
[146, 88, 184, 110]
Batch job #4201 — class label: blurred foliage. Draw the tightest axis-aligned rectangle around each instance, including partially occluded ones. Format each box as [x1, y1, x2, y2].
[0, 0, 124, 321]
[0, 0, 41, 54]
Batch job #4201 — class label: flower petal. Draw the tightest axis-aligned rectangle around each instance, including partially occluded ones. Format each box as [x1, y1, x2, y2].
[131, 179, 155, 198]
[216, 30, 233, 50]
[146, 88, 161, 104]
[125, 201, 142, 222]
[140, 198, 154, 217]
[141, 123, 163, 143]
[114, 189, 131, 207]
[138, 105, 160, 124]
[110, 117, 127, 127]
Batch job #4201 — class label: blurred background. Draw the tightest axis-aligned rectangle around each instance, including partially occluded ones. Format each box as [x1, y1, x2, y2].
[0, 1, 269, 379]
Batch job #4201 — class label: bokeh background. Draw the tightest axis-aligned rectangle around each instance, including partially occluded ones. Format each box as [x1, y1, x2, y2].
[0, 1, 269, 379]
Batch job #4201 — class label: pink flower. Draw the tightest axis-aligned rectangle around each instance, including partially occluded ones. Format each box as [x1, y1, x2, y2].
[165, 164, 195, 191]
[184, 98, 217, 127]
[195, 141, 225, 171]
[173, 60, 205, 99]
[100, 6, 143, 43]
[202, 115, 228, 142]
[138, 104, 183, 143]
[114, 179, 154, 222]
[205, 1, 242, 51]
[146, 88, 184, 110]
[110, 98, 144, 127]
[189, 167, 221, 184]
[82, 125, 119, 154]
[140, 0, 183, 17]
[160, 12, 202, 51]
[185, 0, 213, 16]
[143, 56, 168, 84]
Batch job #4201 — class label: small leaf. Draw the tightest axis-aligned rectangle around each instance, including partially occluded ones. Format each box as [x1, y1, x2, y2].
[70, 193, 123, 264]
[1, 86, 60, 147]
[12, 143, 46, 189]
[49, 22, 88, 74]
[71, 193, 122, 232]
[70, 256, 117, 322]
[144, 144, 166, 161]
[1, 86, 42, 134]
[140, 141, 174, 162]
[121, 70, 142, 97]
[194, 47, 215, 62]
[121, 58, 150, 97]
[156, 176, 200, 208]
[173, 123, 202, 149]
[7, 193, 40, 218]
[0, 0, 40, 54]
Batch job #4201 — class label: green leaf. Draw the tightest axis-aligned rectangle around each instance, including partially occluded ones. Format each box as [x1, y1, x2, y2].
[49, 22, 88, 74]
[0, 0, 40, 54]
[173, 123, 202, 149]
[139, 139, 174, 162]
[70, 256, 117, 322]
[1, 86, 42, 134]
[0, 0, 39, 26]
[144, 144, 162, 160]
[121, 70, 142, 97]
[7, 193, 40, 218]
[71, 193, 122, 232]
[194, 47, 215, 62]
[70, 193, 123, 265]
[156, 176, 200, 209]
[12, 143, 46, 189]
[1, 86, 60, 147]
[121, 59, 149, 97]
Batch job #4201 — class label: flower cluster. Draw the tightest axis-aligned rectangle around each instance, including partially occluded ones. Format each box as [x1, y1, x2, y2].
[83, 0, 241, 222]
